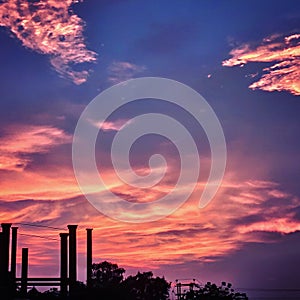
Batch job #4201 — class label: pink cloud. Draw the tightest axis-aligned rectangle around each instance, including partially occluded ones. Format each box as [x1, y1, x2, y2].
[89, 118, 134, 132]
[107, 61, 146, 84]
[3, 175, 300, 278]
[223, 33, 300, 95]
[0, 124, 71, 171]
[0, 120, 299, 279]
[0, 0, 97, 84]
[238, 218, 300, 234]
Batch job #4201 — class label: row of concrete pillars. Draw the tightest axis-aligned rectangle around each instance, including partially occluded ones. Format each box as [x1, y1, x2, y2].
[0, 223, 93, 297]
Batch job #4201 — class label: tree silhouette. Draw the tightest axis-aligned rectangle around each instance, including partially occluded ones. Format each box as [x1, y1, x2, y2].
[91, 261, 125, 289]
[182, 281, 248, 300]
[90, 261, 170, 299]
[123, 271, 170, 300]
[21, 263, 247, 300]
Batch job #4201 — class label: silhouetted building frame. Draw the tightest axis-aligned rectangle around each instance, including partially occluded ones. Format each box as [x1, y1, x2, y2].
[0, 222, 93, 297]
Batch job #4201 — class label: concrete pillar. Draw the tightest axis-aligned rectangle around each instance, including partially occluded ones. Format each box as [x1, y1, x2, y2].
[86, 228, 93, 288]
[1, 223, 12, 283]
[0, 232, 4, 284]
[21, 248, 28, 297]
[60, 233, 68, 298]
[67, 225, 77, 294]
[11, 227, 18, 280]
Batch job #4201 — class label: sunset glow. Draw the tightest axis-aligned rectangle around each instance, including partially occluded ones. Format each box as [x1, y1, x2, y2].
[1, 1, 300, 298]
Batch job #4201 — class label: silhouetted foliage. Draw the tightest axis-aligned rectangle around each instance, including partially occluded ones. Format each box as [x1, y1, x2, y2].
[89, 262, 170, 300]
[123, 271, 170, 300]
[26, 287, 60, 299]
[182, 281, 248, 300]
[91, 260, 125, 288]
[20, 263, 247, 300]
[27, 287, 41, 299]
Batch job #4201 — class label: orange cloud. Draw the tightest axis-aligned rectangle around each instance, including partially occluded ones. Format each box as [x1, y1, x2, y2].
[0, 124, 71, 171]
[223, 33, 300, 95]
[3, 175, 300, 280]
[0, 170, 80, 200]
[0, 0, 97, 84]
[0, 124, 80, 201]
[0, 121, 299, 280]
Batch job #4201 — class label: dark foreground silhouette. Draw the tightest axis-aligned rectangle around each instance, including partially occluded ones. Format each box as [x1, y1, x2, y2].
[17, 261, 248, 300]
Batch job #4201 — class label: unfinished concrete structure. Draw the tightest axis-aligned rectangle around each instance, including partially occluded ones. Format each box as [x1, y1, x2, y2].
[0, 222, 93, 297]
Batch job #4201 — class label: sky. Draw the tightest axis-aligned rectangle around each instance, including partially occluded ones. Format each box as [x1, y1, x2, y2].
[0, 0, 300, 298]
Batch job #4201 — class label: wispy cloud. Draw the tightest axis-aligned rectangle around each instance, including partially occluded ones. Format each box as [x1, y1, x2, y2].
[89, 118, 134, 132]
[223, 33, 300, 95]
[0, 122, 299, 278]
[0, 0, 97, 84]
[2, 176, 300, 277]
[107, 61, 146, 84]
[0, 124, 71, 171]
[238, 218, 300, 234]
